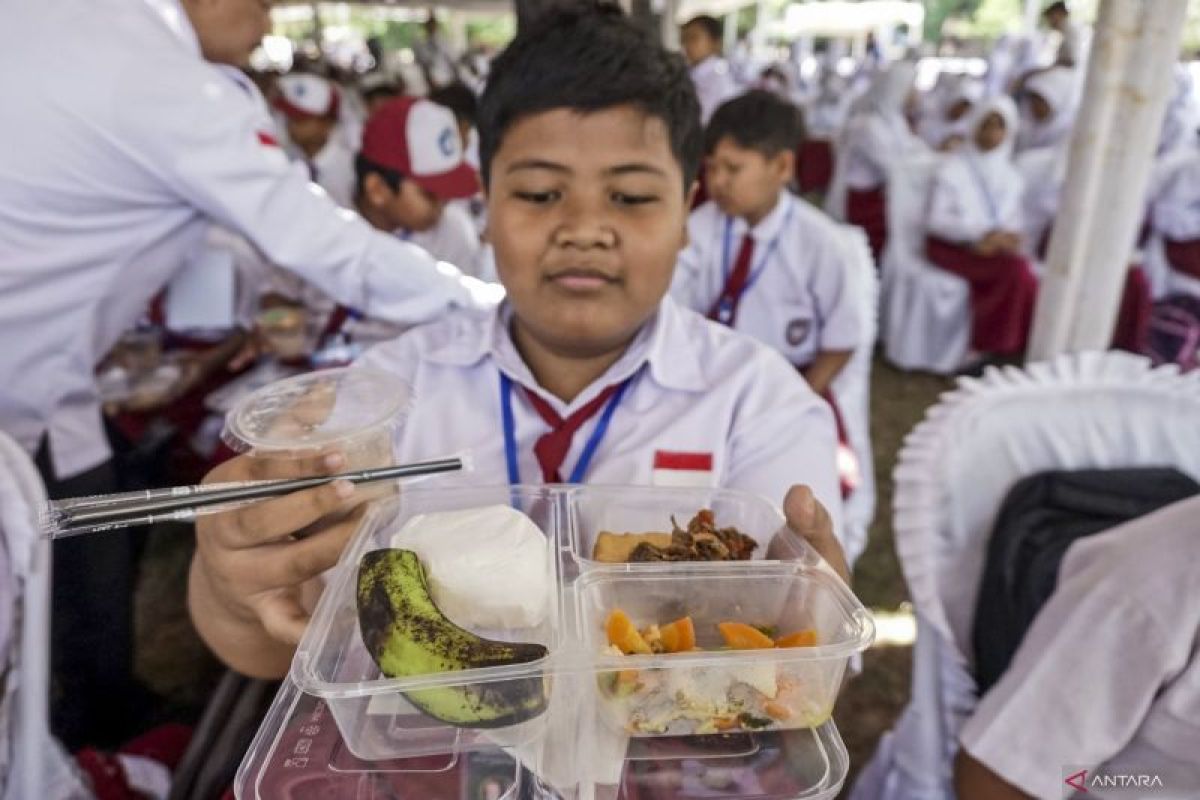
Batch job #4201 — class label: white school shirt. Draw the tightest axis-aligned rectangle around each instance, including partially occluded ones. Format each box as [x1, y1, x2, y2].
[0, 0, 482, 479]
[926, 154, 1025, 244]
[841, 112, 926, 191]
[286, 138, 356, 212]
[690, 56, 741, 125]
[960, 496, 1200, 799]
[671, 196, 860, 367]
[1151, 151, 1200, 241]
[402, 203, 483, 280]
[355, 296, 845, 539]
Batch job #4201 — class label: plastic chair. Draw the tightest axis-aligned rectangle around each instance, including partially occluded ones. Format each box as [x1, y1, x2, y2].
[831, 224, 878, 567]
[850, 351, 1200, 800]
[0, 432, 90, 800]
[878, 154, 972, 375]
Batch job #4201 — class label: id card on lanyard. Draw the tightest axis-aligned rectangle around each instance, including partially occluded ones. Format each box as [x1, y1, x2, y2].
[499, 373, 630, 485]
[713, 197, 796, 325]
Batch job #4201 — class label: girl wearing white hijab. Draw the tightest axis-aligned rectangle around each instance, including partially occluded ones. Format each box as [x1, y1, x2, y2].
[1157, 64, 1199, 159]
[917, 77, 986, 152]
[1150, 149, 1200, 282]
[830, 61, 927, 262]
[925, 96, 1039, 356]
[1016, 66, 1080, 153]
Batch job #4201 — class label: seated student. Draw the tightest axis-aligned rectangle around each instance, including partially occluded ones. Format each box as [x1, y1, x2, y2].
[267, 96, 485, 348]
[917, 77, 985, 152]
[1015, 65, 1078, 154]
[359, 72, 404, 119]
[187, 3, 849, 679]
[836, 61, 927, 263]
[672, 90, 859, 414]
[1150, 148, 1200, 282]
[955, 495, 1200, 799]
[274, 73, 356, 209]
[429, 81, 490, 238]
[925, 96, 1038, 358]
[679, 14, 739, 125]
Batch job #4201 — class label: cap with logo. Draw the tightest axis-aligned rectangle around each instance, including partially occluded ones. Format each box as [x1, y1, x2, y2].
[275, 74, 340, 120]
[359, 97, 479, 200]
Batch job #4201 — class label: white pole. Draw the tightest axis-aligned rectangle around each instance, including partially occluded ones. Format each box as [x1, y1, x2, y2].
[1066, 0, 1188, 349]
[1027, 0, 1138, 359]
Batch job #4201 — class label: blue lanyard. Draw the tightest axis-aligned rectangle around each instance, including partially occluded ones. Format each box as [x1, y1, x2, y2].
[499, 373, 631, 485]
[964, 153, 1001, 228]
[717, 197, 797, 319]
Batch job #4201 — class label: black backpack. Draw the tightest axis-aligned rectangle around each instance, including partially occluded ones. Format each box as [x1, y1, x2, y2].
[971, 467, 1199, 695]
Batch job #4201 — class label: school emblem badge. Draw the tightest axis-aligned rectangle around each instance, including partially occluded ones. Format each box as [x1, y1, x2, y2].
[786, 318, 810, 346]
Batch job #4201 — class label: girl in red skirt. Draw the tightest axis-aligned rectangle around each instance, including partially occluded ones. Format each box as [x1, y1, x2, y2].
[925, 96, 1038, 356]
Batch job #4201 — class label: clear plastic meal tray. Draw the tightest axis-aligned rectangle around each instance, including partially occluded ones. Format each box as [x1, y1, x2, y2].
[236, 674, 851, 799]
[289, 484, 874, 768]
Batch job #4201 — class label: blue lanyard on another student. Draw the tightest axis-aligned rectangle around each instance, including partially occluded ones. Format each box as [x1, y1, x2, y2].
[963, 153, 1001, 228]
[499, 372, 631, 485]
[716, 197, 797, 323]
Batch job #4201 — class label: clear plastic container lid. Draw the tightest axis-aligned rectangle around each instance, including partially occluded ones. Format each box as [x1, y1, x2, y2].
[221, 367, 411, 457]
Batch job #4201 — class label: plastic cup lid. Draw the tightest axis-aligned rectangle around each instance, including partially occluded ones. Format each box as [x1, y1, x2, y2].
[222, 367, 411, 455]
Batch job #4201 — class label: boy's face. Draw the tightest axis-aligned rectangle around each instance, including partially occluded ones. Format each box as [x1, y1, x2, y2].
[705, 136, 792, 223]
[362, 174, 445, 232]
[680, 24, 719, 67]
[485, 105, 691, 358]
[286, 116, 335, 158]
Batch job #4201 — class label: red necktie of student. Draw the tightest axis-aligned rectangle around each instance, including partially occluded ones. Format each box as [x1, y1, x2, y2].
[708, 232, 756, 326]
[523, 384, 624, 483]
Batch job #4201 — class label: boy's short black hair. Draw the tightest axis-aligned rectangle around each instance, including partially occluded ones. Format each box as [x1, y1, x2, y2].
[704, 89, 804, 157]
[428, 82, 479, 128]
[354, 153, 403, 197]
[477, 3, 702, 193]
[682, 15, 723, 44]
[1043, 1, 1068, 16]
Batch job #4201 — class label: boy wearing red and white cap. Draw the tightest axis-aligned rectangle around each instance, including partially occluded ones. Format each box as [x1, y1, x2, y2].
[353, 96, 483, 276]
[275, 73, 356, 209]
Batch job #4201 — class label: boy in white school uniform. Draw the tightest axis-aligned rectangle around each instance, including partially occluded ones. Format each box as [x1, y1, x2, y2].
[187, 4, 850, 679]
[673, 90, 860, 398]
[274, 73, 356, 209]
[680, 14, 740, 125]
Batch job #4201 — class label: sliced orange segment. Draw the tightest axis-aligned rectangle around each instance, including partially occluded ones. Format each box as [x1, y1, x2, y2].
[659, 616, 696, 653]
[606, 609, 652, 655]
[774, 629, 819, 648]
[764, 701, 793, 720]
[717, 621, 776, 649]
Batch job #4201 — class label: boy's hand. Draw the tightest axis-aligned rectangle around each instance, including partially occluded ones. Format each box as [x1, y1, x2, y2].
[782, 485, 850, 583]
[190, 451, 366, 653]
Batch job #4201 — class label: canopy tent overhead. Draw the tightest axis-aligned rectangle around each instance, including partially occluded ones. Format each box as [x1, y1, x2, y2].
[768, 1, 924, 38]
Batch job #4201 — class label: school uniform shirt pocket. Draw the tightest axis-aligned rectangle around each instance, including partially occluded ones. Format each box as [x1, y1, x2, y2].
[650, 450, 716, 487]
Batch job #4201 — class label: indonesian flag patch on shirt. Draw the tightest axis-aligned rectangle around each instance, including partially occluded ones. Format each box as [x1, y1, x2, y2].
[651, 450, 714, 487]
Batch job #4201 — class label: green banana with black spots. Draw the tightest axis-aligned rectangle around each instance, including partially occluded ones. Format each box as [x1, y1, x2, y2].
[357, 548, 549, 728]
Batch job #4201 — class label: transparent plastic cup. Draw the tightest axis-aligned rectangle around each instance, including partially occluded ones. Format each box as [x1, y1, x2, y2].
[222, 367, 409, 500]
[114, 327, 163, 377]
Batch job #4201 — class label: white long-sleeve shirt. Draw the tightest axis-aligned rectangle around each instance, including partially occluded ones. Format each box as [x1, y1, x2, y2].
[0, 0, 487, 478]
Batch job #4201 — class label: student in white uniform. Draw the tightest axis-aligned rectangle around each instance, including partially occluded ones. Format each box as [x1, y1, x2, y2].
[917, 77, 985, 152]
[0, 0, 485, 748]
[955, 495, 1200, 799]
[1157, 65, 1200, 159]
[925, 96, 1038, 357]
[1149, 149, 1200, 283]
[1015, 65, 1079, 153]
[430, 82, 490, 240]
[679, 15, 740, 124]
[275, 73, 356, 209]
[187, 4, 850, 679]
[673, 91, 860, 399]
[413, 13, 461, 91]
[832, 61, 926, 262]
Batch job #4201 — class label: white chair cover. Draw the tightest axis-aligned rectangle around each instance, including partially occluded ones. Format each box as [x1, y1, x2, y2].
[851, 351, 1200, 800]
[879, 154, 972, 374]
[0, 433, 90, 799]
[832, 224, 879, 566]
